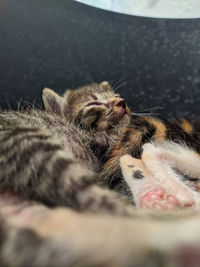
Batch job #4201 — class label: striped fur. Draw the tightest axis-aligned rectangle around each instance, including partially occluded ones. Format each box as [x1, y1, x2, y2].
[0, 82, 134, 216]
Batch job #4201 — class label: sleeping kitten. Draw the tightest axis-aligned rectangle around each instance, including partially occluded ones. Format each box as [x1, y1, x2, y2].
[0, 81, 133, 216]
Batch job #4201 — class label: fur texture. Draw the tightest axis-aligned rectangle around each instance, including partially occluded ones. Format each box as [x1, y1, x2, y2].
[0, 81, 200, 267]
[102, 116, 200, 202]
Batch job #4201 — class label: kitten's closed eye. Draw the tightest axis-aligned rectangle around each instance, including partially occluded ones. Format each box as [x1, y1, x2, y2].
[86, 102, 105, 107]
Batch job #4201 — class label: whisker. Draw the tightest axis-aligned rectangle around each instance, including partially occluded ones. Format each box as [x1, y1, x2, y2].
[111, 77, 129, 93]
[111, 78, 125, 89]
[131, 112, 158, 116]
[113, 83, 126, 93]
[17, 98, 23, 111]
[130, 106, 164, 112]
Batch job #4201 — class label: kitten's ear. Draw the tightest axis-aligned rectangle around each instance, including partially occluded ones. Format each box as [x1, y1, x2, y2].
[42, 88, 65, 115]
[100, 81, 112, 90]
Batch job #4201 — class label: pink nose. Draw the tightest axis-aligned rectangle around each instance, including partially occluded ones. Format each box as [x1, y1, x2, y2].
[109, 97, 126, 108]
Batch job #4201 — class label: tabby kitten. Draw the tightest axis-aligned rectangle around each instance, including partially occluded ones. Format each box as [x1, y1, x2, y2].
[0, 81, 133, 216]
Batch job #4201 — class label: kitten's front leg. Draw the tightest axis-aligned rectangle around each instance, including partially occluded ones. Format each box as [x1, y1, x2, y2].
[120, 155, 180, 210]
[142, 142, 199, 207]
[120, 142, 200, 210]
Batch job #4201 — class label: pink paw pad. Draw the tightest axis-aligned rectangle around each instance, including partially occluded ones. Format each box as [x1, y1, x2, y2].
[140, 188, 180, 210]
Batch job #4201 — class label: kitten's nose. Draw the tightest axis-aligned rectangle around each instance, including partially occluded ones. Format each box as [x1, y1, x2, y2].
[115, 98, 126, 108]
[110, 97, 126, 109]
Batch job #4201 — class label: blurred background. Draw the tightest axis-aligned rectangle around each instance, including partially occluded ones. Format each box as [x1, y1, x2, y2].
[76, 0, 200, 18]
[0, 0, 200, 118]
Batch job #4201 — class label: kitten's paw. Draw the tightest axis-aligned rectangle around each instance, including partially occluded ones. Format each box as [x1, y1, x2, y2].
[120, 154, 182, 210]
[140, 188, 180, 210]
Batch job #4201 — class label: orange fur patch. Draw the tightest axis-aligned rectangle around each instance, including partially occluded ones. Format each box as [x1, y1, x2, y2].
[181, 119, 194, 134]
[145, 117, 166, 140]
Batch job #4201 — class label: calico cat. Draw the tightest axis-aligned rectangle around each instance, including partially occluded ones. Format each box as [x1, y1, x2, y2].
[101, 114, 200, 210]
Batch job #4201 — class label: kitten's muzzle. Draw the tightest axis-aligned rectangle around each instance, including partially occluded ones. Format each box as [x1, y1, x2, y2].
[109, 97, 130, 122]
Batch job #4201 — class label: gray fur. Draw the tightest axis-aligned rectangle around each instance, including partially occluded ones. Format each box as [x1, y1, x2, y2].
[0, 83, 132, 214]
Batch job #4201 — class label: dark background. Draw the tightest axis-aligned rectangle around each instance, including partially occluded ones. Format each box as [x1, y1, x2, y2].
[1, 0, 200, 118]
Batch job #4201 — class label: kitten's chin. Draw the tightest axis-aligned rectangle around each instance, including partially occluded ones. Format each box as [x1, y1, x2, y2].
[113, 109, 131, 126]
[111, 106, 131, 126]
[119, 113, 131, 126]
[110, 113, 130, 129]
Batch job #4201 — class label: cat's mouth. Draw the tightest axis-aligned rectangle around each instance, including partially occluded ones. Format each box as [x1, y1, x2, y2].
[119, 109, 127, 119]
[112, 107, 130, 124]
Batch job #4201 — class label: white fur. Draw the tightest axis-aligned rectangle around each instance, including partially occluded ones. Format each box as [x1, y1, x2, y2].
[120, 141, 200, 208]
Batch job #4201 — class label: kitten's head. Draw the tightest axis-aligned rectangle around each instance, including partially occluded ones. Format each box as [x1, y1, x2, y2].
[42, 82, 131, 131]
